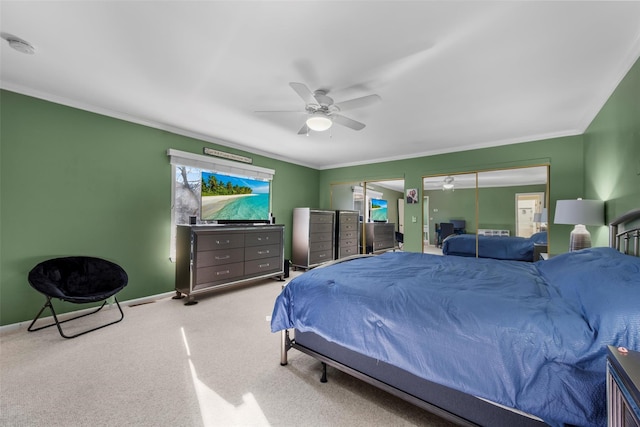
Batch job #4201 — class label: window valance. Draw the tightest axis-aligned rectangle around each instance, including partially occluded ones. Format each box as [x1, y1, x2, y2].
[167, 149, 275, 180]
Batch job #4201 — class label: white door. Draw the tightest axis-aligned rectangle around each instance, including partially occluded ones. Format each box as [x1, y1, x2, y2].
[515, 193, 544, 237]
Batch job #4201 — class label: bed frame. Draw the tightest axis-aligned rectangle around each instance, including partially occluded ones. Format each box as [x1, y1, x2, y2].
[279, 208, 640, 427]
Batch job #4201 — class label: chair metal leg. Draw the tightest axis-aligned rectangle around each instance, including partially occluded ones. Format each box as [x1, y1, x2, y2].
[28, 296, 124, 339]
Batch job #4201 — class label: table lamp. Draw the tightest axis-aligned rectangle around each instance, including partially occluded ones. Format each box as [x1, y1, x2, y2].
[554, 199, 604, 251]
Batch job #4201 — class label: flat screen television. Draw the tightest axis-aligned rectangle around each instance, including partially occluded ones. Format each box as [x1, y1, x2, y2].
[201, 171, 270, 223]
[370, 198, 388, 222]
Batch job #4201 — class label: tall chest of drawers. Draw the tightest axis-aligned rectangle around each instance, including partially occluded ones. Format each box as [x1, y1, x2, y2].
[335, 210, 360, 259]
[292, 208, 335, 269]
[175, 224, 284, 304]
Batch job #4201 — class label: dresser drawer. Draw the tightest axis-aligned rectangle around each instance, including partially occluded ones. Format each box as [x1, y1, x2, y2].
[376, 227, 394, 238]
[196, 247, 244, 267]
[245, 244, 280, 261]
[310, 240, 333, 252]
[339, 213, 359, 224]
[340, 230, 358, 240]
[309, 250, 333, 265]
[340, 238, 358, 248]
[339, 246, 359, 258]
[310, 232, 333, 243]
[310, 222, 333, 234]
[245, 256, 282, 276]
[310, 212, 334, 224]
[196, 233, 244, 251]
[194, 262, 244, 288]
[373, 239, 394, 250]
[245, 231, 281, 247]
[340, 222, 358, 233]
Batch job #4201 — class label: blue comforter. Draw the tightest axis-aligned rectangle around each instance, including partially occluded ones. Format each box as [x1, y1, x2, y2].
[271, 248, 640, 427]
[442, 231, 547, 261]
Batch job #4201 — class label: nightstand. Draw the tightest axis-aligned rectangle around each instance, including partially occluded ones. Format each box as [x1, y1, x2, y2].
[533, 243, 548, 261]
[607, 345, 640, 427]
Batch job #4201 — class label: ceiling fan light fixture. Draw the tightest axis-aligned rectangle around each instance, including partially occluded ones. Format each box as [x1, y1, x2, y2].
[1, 34, 35, 55]
[442, 176, 455, 191]
[306, 112, 332, 131]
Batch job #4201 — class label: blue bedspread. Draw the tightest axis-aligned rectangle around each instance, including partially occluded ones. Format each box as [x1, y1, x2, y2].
[271, 248, 640, 427]
[442, 231, 547, 261]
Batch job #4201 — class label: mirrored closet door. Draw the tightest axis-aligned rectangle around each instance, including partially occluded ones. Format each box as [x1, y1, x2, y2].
[423, 166, 549, 256]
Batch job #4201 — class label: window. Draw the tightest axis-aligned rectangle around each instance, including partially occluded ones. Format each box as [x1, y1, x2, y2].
[167, 149, 275, 260]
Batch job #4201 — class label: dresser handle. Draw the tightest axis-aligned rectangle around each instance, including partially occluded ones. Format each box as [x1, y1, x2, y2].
[215, 255, 231, 260]
[259, 263, 270, 268]
[216, 240, 230, 245]
[216, 270, 230, 276]
[257, 250, 270, 255]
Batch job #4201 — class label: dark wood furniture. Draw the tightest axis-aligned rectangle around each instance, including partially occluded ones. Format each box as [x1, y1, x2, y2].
[533, 243, 548, 261]
[292, 208, 335, 269]
[608, 345, 640, 427]
[175, 224, 284, 304]
[364, 222, 396, 253]
[335, 210, 360, 259]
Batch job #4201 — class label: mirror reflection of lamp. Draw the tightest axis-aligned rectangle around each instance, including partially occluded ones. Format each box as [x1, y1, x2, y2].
[554, 198, 604, 251]
[533, 208, 548, 231]
[442, 176, 455, 191]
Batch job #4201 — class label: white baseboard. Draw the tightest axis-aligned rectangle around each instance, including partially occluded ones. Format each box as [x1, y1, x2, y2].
[0, 291, 176, 335]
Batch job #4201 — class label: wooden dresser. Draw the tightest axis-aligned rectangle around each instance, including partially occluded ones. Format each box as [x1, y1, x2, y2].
[292, 208, 335, 269]
[365, 222, 396, 254]
[335, 210, 360, 259]
[175, 224, 284, 304]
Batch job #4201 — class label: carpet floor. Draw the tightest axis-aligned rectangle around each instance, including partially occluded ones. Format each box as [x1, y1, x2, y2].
[1, 272, 457, 427]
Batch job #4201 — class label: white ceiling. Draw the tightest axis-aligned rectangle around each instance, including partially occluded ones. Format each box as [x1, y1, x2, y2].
[2, 1, 640, 170]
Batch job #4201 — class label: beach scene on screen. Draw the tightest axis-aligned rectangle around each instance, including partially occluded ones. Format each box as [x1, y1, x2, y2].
[201, 172, 270, 220]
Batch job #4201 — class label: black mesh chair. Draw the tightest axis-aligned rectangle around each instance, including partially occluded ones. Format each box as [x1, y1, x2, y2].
[27, 256, 128, 339]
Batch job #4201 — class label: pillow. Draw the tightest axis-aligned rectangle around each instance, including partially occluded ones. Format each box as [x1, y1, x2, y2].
[537, 247, 640, 348]
[530, 231, 547, 244]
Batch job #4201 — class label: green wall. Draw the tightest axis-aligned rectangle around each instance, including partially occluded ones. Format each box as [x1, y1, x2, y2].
[584, 56, 640, 246]
[0, 90, 318, 326]
[1, 54, 638, 326]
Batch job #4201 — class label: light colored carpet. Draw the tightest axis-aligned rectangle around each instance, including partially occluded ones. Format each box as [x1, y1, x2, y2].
[1, 273, 456, 427]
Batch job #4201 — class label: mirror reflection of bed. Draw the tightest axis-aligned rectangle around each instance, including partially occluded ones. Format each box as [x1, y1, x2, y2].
[422, 166, 549, 260]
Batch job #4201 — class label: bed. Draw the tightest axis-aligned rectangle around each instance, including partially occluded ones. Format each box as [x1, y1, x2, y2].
[271, 209, 640, 427]
[442, 231, 547, 261]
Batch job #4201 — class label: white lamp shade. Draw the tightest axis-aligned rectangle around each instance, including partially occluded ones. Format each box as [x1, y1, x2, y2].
[533, 208, 548, 223]
[306, 113, 332, 131]
[554, 199, 603, 225]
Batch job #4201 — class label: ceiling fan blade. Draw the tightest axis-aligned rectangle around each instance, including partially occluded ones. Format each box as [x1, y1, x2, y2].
[334, 94, 381, 111]
[255, 110, 305, 114]
[289, 82, 318, 105]
[297, 123, 310, 135]
[332, 114, 366, 131]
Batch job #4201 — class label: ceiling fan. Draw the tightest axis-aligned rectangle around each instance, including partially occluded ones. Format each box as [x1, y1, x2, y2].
[257, 82, 381, 134]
